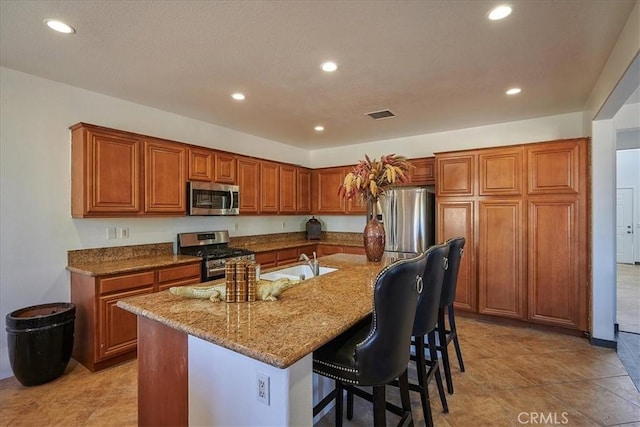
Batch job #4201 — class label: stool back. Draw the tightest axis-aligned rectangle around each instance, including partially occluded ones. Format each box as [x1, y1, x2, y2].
[355, 254, 427, 386]
[412, 243, 449, 337]
[440, 237, 466, 308]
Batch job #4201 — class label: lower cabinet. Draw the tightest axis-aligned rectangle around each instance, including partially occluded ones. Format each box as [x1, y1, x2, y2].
[317, 244, 365, 257]
[71, 262, 201, 372]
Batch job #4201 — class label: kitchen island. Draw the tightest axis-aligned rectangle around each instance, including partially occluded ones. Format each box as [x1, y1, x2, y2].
[117, 253, 394, 426]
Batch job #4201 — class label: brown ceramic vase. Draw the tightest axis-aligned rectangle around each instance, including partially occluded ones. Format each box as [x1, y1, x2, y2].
[364, 202, 385, 262]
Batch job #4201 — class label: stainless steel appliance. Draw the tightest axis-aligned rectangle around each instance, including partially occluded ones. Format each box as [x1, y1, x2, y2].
[187, 182, 239, 215]
[177, 231, 254, 281]
[368, 186, 436, 256]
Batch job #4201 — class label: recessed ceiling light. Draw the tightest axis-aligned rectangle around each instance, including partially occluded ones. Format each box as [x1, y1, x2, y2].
[44, 19, 75, 34]
[231, 93, 245, 101]
[488, 5, 512, 20]
[506, 87, 522, 95]
[314, 125, 325, 132]
[321, 62, 338, 72]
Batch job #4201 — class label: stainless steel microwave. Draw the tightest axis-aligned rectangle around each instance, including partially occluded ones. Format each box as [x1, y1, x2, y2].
[187, 182, 239, 215]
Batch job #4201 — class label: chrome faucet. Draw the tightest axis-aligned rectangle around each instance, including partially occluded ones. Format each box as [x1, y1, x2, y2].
[299, 252, 320, 276]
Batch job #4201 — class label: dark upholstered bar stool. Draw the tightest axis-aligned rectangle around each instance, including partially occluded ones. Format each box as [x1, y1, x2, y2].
[407, 243, 450, 427]
[346, 244, 450, 427]
[437, 237, 466, 394]
[312, 254, 427, 427]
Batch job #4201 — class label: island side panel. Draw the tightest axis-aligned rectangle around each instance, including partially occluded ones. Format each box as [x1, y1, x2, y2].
[188, 335, 313, 426]
[138, 316, 188, 426]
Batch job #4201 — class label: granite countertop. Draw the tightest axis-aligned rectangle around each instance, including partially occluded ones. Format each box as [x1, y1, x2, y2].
[67, 254, 202, 276]
[232, 231, 364, 253]
[66, 242, 201, 276]
[117, 253, 394, 369]
[244, 239, 356, 253]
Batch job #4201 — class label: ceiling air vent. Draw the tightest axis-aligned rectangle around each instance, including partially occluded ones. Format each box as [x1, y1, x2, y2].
[366, 109, 396, 120]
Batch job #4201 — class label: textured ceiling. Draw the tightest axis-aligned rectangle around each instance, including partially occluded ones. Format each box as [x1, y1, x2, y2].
[0, 0, 636, 149]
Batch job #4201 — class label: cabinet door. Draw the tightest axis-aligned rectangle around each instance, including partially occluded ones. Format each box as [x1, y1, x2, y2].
[346, 196, 367, 214]
[528, 198, 585, 329]
[157, 263, 202, 292]
[260, 161, 280, 213]
[342, 246, 366, 255]
[478, 200, 525, 319]
[478, 147, 523, 196]
[437, 200, 475, 312]
[98, 286, 154, 360]
[436, 154, 475, 197]
[297, 169, 312, 214]
[276, 248, 299, 266]
[527, 140, 580, 195]
[71, 125, 141, 216]
[188, 147, 214, 182]
[408, 157, 435, 185]
[237, 156, 260, 214]
[279, 165, 297, 213]
[316, 245, 343, 257]
[313, 168, 346, 213]
[144, 139, 186, 214]
[255, 251, 277, 269]
[215, 152, 237, 184]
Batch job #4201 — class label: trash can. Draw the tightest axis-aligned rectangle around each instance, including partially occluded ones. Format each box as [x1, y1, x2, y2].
[6, 302, 75, 386]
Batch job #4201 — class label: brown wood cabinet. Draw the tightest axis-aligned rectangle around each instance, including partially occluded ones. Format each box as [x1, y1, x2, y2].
[279, 165, 297, 213]
[316, 244, 365, 257]
[297, 169, 312, 214]
[71, 262, 200, 372]
[71, 123, 142, 217]
[435, 138, 589, 332]
[312, 167, 346, 214]
[237, 156, 260, 214]
[188, 147, 214, 182]
[144, 138, 187, 214]
[405, 157, 435, 185]
[254, 251, 277, 268]
[260, 161, 280, 213]
[215, 152, 237, 184]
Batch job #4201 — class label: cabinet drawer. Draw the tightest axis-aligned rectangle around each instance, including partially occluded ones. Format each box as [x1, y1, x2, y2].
[99, 271, 155, 294]
[158, 263, 201, 283]
[158, 276, 201, 292]
[255, 251, 277, 268]
[277, 248, 299, 264]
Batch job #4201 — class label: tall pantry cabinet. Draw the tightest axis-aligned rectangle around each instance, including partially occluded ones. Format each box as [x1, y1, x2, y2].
[436, 138, 589, 332]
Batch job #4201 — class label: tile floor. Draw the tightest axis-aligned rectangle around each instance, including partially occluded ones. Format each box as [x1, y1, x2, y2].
[1, 317, 639, 426]
[617, 263, 640, 334]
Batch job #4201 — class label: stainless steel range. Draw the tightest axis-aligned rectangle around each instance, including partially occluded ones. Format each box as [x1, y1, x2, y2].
[177, 231, 254, 282]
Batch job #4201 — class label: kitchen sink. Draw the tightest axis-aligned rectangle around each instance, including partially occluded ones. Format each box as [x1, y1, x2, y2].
[260, 265, 338, 281]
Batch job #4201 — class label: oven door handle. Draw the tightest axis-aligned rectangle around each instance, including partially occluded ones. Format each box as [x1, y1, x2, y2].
[207, 266, 226, 276]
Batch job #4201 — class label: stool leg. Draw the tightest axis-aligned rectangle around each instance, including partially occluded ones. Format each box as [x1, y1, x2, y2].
[335, 381, 344, 427]
[438, 307, 454, 394]
[449, 306, 465, 372]
[428, 331, 448, 413]
[398, 368, 413, 424]
[372, 385, 386, 427]
[415, 337, 433, 427]
[346, 389, 354, 420]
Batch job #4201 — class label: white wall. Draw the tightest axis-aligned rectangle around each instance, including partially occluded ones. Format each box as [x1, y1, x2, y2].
[617, 149, 640, 263]
[0, 67, 311, 379]
[310, 112, 584, 168]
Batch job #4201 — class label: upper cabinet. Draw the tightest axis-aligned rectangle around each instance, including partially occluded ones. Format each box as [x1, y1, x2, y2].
[312, 167, 346, 214]
[237, 156, 260, 214]
[527, 140, 580, 195]
[260, 161, 280, 214]
[296, 168, 312, 214]
[436, 153, 475, 197]
[188, 147, 214, 182]
[402, 157, 435, 186]
[71, 123, 142, 217]
[478, 147, 523, 196]
[279, 165, 297, 214]
[215, 152, 237, 184]
[144, 138, 186, 214]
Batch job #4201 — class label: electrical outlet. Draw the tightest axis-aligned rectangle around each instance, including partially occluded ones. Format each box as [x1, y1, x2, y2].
[106, 227, 117, 240]
[118, 227, 129, 238]
[256, 373, 270, 405]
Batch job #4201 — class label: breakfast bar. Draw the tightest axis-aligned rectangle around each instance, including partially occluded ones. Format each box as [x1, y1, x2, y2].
[117, 253, 392, 426]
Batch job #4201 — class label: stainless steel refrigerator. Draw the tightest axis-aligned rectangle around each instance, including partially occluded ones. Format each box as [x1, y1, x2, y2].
[368, 186, 436, 256]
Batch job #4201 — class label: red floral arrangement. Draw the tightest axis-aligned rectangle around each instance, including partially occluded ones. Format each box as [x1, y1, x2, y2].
[338, 154, 413, 204]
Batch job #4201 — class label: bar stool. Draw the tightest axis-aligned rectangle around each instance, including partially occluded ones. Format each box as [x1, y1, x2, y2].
[408, 243, 450, 427]
[438, 237, 466, 394]
[312, 253, 427, 427]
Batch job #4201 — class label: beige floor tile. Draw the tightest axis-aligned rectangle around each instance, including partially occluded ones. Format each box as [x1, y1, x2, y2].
[617, 264, 640, 334]
[544, 379, 640, 426]
[592, 375, 640, 407]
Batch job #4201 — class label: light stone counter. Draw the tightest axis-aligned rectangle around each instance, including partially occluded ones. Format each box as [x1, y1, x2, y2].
[118, 253, 390, 369]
